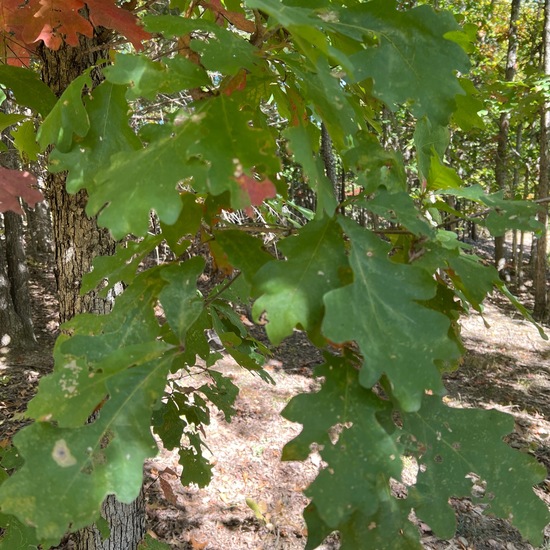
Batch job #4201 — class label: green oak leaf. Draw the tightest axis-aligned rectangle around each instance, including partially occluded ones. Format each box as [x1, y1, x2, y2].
[0, 512, 43, 550]
[160, 193, 203, 256]
[403, 396, 550, 545]
[88, 94, 278, 238]
[288, 58, 364, 151]
[81, 234, 164, 297]
[197, 370, 239, 422]
[283, 356, 402, 529]
[338, 497, 422, 549]
[283, 123, 337, 217]
[190, 29, 259, 73]
[0, 113, 27, 134]
[104, 53, 210, 100]
[48, 81, 142, 194]
[341, 0, 470, 125]
[245, 0, 350, 71]
[439, 186, 542, 236]
[38, 72, 92, 152]
[446, 253, 499, 311]
[252, 217, 349, 345]
[323, 217, 460, 412]
[27, 270, 168, 426]
[158, 257, 205, 343]
[0, 357, 172, 542]
[145, 15, 262, 74]
[213, 230, 273, 285]
[343, 133, 407, 194]
[365, 188, 434, 236]
[89, 120, 202, 238]
[0, 65, 56, 118]
[11, 120, 40, 162]
[427, 154, 462, 190]
[186, 95, 280, 198]
[452, 78, 485, 131]
[413, 117, 450, 181]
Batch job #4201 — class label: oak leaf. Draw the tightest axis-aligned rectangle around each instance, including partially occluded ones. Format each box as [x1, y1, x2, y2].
[2, 0, 150, 58]
[235, 174, 276, 216]
[0, 166, 43, 214]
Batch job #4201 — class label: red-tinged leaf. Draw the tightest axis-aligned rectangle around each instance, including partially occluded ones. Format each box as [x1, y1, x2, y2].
[87, 0, 151, 50]
[0, 33, 34, 66]
[236, 174, 276, 216]
[0, 166, 43, 214]
[0, 0, 34, 64]
[200, 0, 256, 33]
[222, 69, 247, 97]
[3, 0, 149, 53]
[19, 0, 93, 49]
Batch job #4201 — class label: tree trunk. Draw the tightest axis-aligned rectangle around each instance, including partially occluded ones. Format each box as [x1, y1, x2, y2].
[494, 0, 521, 271]
[0, 232, 25, 349]
[38, 32, 146, 550]
[0, 118, 37, 349]
[534, 0, 550, 321]
[24, 200, 52, 260]
[4, 211, 36, 346]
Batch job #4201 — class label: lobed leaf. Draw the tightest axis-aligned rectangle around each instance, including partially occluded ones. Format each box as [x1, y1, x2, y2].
[323, 217, 460, 412]
[253, 218, 349, 345]
[403, 396, 550, 545]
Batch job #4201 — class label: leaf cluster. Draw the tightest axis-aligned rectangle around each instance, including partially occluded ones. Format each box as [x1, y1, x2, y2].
[0, 1, 548, 548]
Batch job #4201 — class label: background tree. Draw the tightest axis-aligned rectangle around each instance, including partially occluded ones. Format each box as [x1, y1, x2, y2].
[494, 0, 521, 270]
[534, 0, 550, 321]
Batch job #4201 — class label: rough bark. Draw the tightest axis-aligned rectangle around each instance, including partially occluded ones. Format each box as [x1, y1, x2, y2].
[4, 210, 36, 345]
[38, 31, 146, 550]
[72, 489, 146, 550]
[320, 123, 338, 197]
[533, 0, 550, 321]
[0, 237, 24, 349]
[24, 201, 52, 259]
[494, 0, 521, 271]
[0, 116, 37, 349]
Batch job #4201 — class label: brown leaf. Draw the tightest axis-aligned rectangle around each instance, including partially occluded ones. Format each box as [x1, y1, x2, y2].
[158, 476, 178, 506]
[200, 0, 255, 33]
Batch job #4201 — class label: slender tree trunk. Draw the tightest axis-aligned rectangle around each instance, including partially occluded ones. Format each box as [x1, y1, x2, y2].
[38, 32, 146, 550]
[320, 123, 337, 195]
[494, 0, 521, 271]
[0, 112, 37, 349]
[0, 232, 25, 349]
[4, 211, 36, 345]
[24, 200, 52, 260]
[534, 0, 550, 321]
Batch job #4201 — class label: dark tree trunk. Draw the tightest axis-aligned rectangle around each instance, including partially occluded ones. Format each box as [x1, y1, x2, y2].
[320, 123, 338, 196]
[4, 210, 36, 346]
[534, 0, 550, 321]
[0, 115, 37, 349]
[0, 234, 25, 349]
[494, 0, 521, 271]
[38, 32, 146, 550]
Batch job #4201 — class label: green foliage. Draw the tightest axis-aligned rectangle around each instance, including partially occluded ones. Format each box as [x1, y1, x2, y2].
[404, 396, 549, 545]
[0, 65, 56, 117]
[1, 1, 549, 549]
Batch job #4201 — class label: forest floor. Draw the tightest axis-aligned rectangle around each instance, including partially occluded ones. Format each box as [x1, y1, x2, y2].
[0, 243, 549, 550]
